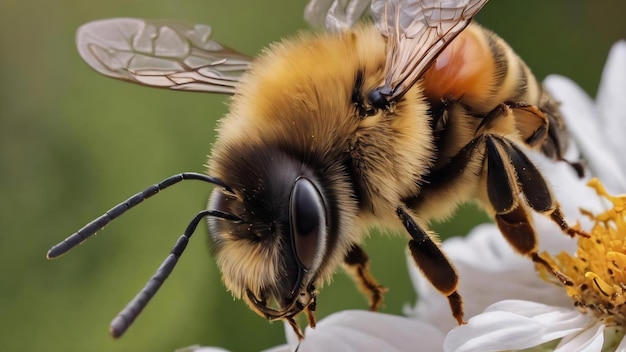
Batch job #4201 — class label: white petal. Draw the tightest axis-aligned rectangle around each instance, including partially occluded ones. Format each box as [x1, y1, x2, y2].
[264, 310, 444, 352]
[597, 41, 626, 178]
[176, 346, 230, 352]
[555, 319, 605, 352]
[444, 300, 591, 352]
[544, 75, 626, 193]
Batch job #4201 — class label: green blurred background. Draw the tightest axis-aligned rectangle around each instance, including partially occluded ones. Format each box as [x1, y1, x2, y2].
[0, 1, 623, 351]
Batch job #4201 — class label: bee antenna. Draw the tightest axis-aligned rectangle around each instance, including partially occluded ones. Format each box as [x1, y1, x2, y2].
[46, 172, 231, 259]
[206, 209, 242, 222]
[109, 209, 225, 338]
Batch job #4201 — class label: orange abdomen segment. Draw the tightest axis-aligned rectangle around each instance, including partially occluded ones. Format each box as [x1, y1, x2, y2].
[422, 26, 497, 110]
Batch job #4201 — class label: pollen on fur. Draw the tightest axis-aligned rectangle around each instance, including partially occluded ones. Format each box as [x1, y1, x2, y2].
[539, 178, 626, 325]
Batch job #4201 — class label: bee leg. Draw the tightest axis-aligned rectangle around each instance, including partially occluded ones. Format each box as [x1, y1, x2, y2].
[490, 136, 589, 238]
[495, 206, 573, 286]
[284, 315, 304, 340]
[343, 244, 387, 311]
[305, 296, 317, 328]
[396, 207, 464, 325]
[485, 135, 574, 285]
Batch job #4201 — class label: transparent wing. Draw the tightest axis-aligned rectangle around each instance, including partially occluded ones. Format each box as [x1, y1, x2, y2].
[370, 0, 489, 102]
[76, 18, 252, 94]
[304, 0, 372, 31]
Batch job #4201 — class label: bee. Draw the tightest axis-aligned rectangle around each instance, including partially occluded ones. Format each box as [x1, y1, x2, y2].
[48, 0, 587, 340]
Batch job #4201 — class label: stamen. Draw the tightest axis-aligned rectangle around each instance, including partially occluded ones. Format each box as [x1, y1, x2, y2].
[586, 272, 617, 297]
[538, 178, 626, 325]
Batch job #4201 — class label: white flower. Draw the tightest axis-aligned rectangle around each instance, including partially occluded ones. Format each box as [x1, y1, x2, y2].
[422, 40, 626, 352]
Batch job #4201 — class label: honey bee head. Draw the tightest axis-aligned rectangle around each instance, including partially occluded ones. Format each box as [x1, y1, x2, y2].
[207, 146, 359, 320]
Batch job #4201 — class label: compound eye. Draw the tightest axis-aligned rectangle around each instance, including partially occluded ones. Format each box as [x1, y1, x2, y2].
[290, 177, 327, 271]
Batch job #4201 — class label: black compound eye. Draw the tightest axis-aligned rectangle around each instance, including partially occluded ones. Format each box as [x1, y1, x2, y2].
[290, 177, 326, 271]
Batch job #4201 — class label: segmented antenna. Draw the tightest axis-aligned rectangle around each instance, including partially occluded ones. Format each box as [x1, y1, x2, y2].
[46, 172, 241, 338]
[46, 172, 230, 259]
[109, 208, 238, 338]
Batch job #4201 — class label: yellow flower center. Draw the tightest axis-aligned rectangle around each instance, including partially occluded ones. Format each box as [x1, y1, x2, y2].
[540, 178, 626, 325]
